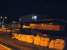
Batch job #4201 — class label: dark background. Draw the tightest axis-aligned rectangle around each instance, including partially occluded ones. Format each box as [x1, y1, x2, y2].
[8, 0, 67, 19]
[0, 0, 67, 18]
[8, 0, 67, 17]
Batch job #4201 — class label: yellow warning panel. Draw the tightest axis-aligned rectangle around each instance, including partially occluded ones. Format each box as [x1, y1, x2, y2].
[30, 24, 36, 29]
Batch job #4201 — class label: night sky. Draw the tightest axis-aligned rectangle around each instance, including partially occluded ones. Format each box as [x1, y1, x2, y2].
[8, 0, 67, 18]
[0, 0, 66, 23]
[0, 0, 66, 17]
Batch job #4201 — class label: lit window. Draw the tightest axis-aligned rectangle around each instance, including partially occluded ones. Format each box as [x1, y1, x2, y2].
[49, 40, 55, 48]
[54, 39, 65, 50]
[40, 37, 49, 47]
[34, 35, 41, 45]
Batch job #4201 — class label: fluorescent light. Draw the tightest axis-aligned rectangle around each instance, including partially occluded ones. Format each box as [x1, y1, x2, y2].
[32, 16, 37, 20]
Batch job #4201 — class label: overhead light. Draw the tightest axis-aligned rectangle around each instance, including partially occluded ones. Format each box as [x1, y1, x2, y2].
[5, 17, 7, 19]
[0, 16, 2, 19]
[32, 16, 37, 20]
